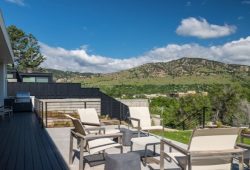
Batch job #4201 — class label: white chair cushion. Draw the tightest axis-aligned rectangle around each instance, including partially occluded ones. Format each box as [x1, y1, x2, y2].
[88, 138, 121, 154]
[129, 107, 151, 127]
[189, 135, 238, 151]
[131, 136, 160, 147]
[141, 125, 163, 131]
[77, 108, 100, 125]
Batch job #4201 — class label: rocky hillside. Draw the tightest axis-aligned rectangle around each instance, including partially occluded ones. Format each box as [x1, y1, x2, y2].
[46, 58, 250, 85]
[106, 57, 250, 78]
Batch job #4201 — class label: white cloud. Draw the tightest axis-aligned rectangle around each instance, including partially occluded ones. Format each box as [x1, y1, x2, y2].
[176, 17, 236, 39]
[186, 1, 192, 6]
[5, 0, 25, 6]
[238, 16, 244, 20]
[40, 36, 250, 73]
[242, 0, 250, 4]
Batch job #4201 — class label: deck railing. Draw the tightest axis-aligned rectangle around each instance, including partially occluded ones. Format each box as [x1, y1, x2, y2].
[34, 98, 101, 128]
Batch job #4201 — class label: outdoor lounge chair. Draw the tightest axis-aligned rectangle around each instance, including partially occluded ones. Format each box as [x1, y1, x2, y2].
[65, 114, 123, 170]
[128, 107, 164, 137]
[158, 128, 245, 170]
[77, 108, 120, 134]
[0, 105, 13, 120]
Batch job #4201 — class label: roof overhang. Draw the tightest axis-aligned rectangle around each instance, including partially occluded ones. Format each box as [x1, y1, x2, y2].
[0, 11, 14, 64]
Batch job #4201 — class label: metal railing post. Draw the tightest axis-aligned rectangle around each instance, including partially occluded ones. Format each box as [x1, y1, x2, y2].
[202, 107, 206, 129]
[45, 102, 48, 128]
[41, 101, 44, 128]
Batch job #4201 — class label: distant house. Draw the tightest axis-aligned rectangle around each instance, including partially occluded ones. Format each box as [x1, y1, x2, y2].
[169, 91, 208, 98]
[144, 93, 166, 99]
[7, 69, 53, 83]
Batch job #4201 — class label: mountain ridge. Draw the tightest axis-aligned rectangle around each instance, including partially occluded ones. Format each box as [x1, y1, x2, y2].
[44, 57, 250, 85]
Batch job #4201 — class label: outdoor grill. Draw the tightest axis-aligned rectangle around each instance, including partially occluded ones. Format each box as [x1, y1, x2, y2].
[15, 92, 31, 103]
[14, 92, 32, 112]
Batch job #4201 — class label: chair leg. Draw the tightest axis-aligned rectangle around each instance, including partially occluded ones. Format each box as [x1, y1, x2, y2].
[239, 153, 244, 170]
[80, 139, 84, 170]
[120, 146, 123, 153]
[187, 155, 191, 170]
[69, 132, 73, 164]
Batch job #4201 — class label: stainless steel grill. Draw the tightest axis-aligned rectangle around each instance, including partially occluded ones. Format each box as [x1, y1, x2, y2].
[15, 92, 31, 103]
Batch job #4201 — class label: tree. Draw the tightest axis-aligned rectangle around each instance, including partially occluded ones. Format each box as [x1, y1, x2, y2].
[7, 25, 45, 71]
[209, 84, 244, 125]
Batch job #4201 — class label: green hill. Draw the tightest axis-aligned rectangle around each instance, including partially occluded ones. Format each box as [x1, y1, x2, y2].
[43, 58, 250, 99]
[81, 57, 250, 87]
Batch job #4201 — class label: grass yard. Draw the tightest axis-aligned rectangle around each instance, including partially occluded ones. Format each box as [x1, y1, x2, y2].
[152, 130, 250, 145]
[152, 130, 192, 144]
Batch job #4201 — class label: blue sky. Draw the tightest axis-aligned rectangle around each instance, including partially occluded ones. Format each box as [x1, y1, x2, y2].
[1, 0, 250, 73]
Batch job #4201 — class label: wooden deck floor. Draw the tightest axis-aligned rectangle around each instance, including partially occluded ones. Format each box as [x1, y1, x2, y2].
[0, 113, 69, 170]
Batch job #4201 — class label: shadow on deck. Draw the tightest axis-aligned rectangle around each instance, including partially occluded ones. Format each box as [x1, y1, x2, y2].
[0, 112, 69, 170]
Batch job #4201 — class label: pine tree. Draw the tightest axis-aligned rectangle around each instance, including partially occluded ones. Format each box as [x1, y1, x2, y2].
[7, 25, 45, 71]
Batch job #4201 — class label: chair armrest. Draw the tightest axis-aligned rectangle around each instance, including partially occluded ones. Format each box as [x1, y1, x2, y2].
[162, 139, 189, 156]
[81, 122, 100, 127]
[151, 115, 163, 120]
[84, 127, 105, 131]
[190, 148, 245, 157]
[163, 139, 245, 157]
[84, 127, 106, 134]
[128, 117, 140, 126]
[84, 132, 122, 139]
[71, 129, 121, 140]
[151, 115, 164, 127]
[101, 119, 120, 125]
[84, 133, 123, 144]
[128, 117, 141, 131]
[128, 117, 140, 122]
[71, 130, 85, 139]
[237, 143, 250, 149]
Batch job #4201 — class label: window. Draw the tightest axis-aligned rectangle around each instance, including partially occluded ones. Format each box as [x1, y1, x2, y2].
[23, 77, 36, 82]
[36, 77, 48, 83]
[22, 76, 49, 83]
[7, 74, 13, 79]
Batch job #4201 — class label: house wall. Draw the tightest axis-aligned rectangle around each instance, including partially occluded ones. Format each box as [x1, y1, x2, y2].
[0, 63, 7, 105]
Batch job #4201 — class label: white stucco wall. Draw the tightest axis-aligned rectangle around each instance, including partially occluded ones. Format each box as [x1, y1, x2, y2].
[0, 12, 14, 106]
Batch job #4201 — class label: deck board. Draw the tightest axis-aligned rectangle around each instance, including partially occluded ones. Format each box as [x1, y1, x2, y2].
[0, 113, 69, 170]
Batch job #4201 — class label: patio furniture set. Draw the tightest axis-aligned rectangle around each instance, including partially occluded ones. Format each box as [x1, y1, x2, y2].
[65, 107, 247, 170]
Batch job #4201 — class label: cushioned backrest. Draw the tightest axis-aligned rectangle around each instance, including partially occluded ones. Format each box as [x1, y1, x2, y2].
[189, 128, 240, 151]
[65, 114, 86, 136]
[129, 107, 151, 128]
[77, 108, 100, 125]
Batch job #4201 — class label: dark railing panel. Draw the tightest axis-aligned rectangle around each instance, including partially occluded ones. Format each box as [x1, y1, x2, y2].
[8, 82, 100, 99]
[8, 82, 132, 122]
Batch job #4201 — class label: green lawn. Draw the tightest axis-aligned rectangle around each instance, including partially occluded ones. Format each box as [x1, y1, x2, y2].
[152, 130, 250, 145]
[152, 130, 192, 144]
